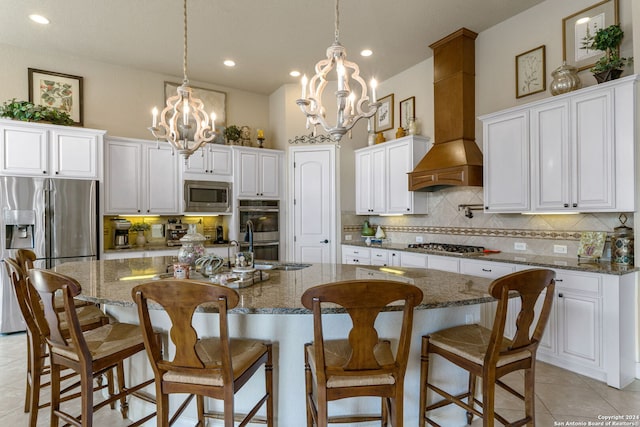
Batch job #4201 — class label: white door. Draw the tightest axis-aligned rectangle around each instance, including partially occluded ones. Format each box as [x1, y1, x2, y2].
[291, 146, 336, 264]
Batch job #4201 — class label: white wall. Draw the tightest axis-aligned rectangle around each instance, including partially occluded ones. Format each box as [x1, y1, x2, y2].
[0, 43, 269, 140]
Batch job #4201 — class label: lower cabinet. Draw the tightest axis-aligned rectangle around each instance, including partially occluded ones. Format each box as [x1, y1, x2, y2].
[342, 245, 371, 265]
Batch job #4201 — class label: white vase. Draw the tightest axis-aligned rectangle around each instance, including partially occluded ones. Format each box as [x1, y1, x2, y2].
[136, 233, 146, 246]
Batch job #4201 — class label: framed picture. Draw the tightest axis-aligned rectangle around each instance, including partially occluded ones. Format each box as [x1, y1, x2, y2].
[399, 96, 415, 130]
[562, 0, 618, 71]
[164, 82, 227, 144]
[577, 231, 607, 262]
[374, 93, 394, 133]
[28, 68, 83, 125]
[515, 45, 546, 98]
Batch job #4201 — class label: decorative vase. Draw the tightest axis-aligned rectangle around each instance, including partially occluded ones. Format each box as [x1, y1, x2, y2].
[178, 225, 206, 266]
[375, 133, 386, 144]
[395, 127, 406, 139]
[407, 117, 418, 135]
[375, 226, 386, 239]
[367, 133, 375, 146]
[136, 233, 146, 246]
[593, 69, 623, 84]
[361, 220, 374, 237]
[550, 62, 581, 96]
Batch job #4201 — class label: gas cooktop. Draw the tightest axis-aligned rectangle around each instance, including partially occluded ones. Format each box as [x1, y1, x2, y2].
[407, 243, 485, 255]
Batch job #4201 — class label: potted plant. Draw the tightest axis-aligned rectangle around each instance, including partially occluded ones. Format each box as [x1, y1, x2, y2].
[0, 98, 74, 125]
[224, 125, 242, 144]
[130, 222, 150, 246]
[581, 24, 633, 83]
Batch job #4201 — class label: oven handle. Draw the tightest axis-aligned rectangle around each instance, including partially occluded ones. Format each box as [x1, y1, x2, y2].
[239, 241, 279, 247]
[238, 207, 280, 212]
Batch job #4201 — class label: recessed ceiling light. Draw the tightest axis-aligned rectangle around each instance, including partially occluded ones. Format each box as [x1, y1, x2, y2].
[289, 70, 301, 77]
[223, 59, 236, 67]
[29, 14, 50, 25]
[360, 49, 373, 57]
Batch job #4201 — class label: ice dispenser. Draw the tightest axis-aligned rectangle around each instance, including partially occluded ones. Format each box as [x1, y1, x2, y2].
[4, 210, 35, 249]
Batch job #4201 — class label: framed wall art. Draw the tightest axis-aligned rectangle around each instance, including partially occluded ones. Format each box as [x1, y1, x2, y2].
[374, 93, 394, 133]
[28, 68, 84, 125]
[399, 96, 415, 130]
[516, 45, 546, 98]
[562, 0, 618, 71]
[164, 82, 227, 143]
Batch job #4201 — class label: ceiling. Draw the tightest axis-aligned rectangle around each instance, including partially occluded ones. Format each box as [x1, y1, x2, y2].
[0, 0, 545, 95]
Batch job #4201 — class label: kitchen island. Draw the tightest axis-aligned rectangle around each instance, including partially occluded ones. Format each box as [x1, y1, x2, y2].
[54, 257, 497, 426]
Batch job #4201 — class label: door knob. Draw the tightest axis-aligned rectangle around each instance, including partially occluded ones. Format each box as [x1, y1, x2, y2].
[320, 239, 329, 243]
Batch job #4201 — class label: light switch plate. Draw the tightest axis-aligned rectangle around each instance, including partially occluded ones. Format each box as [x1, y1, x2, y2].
[514, 242, 527, 251]
[553, 244, 567, 254]
[416, 236, 424, 243]
[345, 234, 352, 241]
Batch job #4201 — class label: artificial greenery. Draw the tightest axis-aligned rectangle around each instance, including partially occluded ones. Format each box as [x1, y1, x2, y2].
[581, 24, 633, 73]
[130, 222, 151, 232]
[0, 98, 74, 125]
[224, 125, 242, 142]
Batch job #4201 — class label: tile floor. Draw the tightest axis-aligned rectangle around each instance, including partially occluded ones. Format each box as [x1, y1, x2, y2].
[1, 331, 639, 426]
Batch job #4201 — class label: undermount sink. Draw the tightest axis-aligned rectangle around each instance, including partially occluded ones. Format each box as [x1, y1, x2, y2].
[254, 262, 312, 271]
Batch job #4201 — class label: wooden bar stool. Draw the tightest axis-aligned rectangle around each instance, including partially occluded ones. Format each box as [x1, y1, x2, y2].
[4, 258, 110, 427]
[419, 268, 555, 427]
[28, 268, 156, 427]
[132, 279, 274, 427]
[301, 279, 424, 427]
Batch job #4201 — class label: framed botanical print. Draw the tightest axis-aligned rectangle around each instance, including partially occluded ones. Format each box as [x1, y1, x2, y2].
[374, 93, 394, 133]
[28, 68, 83, 125]
[399, 96, 415, 130]
[562, 0, 618, 71]
[515, 45, 546, 98]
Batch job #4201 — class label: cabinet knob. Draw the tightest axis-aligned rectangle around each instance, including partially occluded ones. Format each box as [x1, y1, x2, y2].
[137, 209, 141, 213]
[572, 203, 577, 208]
[43, 170, 47, 174]
[558, 293, 564, 298]
[555, 279, 563, 282]
[564, 203, 569, 208]
[55, 171, 59, 175]
[485, 206, 489, 210]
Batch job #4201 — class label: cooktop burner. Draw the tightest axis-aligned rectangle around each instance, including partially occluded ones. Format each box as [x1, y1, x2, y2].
[407, 242, 485, 255]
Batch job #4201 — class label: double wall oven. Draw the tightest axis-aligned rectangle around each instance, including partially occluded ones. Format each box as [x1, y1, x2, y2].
[238, 200, 280, 261]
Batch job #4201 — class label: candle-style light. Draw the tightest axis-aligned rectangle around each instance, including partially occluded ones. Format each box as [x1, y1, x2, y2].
[148, 0, 217, 162]
[296, 0, 379, 142]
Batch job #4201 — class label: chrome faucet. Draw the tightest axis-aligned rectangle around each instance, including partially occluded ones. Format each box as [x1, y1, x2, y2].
[245, 220, 254, 254]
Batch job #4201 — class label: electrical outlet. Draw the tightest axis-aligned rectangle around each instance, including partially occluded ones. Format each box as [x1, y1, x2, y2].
[514, 242, 527, 251]
[553, 244, 567, 254]
[416, 236, 424, 243]
[345, 234, 352, 241]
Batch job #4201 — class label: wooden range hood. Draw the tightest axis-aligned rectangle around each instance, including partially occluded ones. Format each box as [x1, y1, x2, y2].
[409, 28, 483, 192]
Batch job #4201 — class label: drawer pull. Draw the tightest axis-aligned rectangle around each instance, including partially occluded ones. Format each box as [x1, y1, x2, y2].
[482, 268, 492, 272]
[555, 279, 563, 282]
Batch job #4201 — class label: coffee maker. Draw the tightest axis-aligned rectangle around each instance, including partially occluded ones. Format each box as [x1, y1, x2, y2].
[112, 219, 131, 249]
[215, 225, 227, 244]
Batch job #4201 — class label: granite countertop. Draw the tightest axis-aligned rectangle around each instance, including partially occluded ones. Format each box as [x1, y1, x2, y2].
[343, 241, 638, 276]
[53, 257, 495, 314]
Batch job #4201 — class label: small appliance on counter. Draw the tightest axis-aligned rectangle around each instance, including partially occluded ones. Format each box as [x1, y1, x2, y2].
[214, 225, 227, 244]
[112, 219, 132, 249]
[166, 222, 189, 247]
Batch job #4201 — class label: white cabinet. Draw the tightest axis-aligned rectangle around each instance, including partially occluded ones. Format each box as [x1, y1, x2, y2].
[342, 245, 370, 265]
[368, 248, 401, 266]
[481, 75, 637, 213]
[355, 136, 431, 215]
[105, 137, 180, 215]
[400, 252, 427, 268]
[234, 147, 282, 198]
[0, 119, 103, 179]
[427, 254, 459, 273]
[183, 144, 232, 179]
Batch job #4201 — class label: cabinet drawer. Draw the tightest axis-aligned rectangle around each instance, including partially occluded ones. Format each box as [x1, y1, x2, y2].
[342, 246, 371, 258]
[400, 252, 427, 268]
[370, 249, 389, 265]
[427, 255, 459, 273]
[554, 270, 601, 296]
[460, 260, 515, 279]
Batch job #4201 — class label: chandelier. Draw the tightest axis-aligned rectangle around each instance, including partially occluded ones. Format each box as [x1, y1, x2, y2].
[148, 0, 217, 162]
[296, 0, 379, 142]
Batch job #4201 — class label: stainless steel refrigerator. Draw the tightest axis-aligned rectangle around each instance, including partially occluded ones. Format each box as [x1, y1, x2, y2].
[0, 177, 98, 333]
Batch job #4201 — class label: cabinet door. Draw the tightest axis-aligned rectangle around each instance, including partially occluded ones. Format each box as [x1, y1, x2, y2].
[483, 111, 530, 212]
[427, 255, 459, 273]
[400, 252, 427, 268]
[184, 148, 208, 174]
[531, 101, 571, 211]
[51, 130, 98, 179]
[209, 146, 232, 176]
[386, 141, 412, 213]
[105, 141, 142, 214]
[388, 251, 401, 267]
[237, 150, 259, 197]
[0, 125, 48, 176]
[370, 249, 389, 266]
[145, 144, 179, 214]
[259, 152, 280, 197]
[572, 89, 614, 210]
[355, 150, 373, 214]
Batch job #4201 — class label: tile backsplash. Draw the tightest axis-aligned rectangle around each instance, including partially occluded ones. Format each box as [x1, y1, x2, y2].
[342, 187, 632, 259]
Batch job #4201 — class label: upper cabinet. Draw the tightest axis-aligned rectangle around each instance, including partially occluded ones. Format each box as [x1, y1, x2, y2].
[481, 75, 637, 213]
[355, 135, 432, 215]
[183, 144, 232, 180]
[104, 137, 180, 215]
[234, 147, 283, 199]
[0, 119, 104, 179]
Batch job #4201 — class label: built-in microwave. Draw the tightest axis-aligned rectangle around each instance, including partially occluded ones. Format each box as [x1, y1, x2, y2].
[183, 180, 232, 213]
